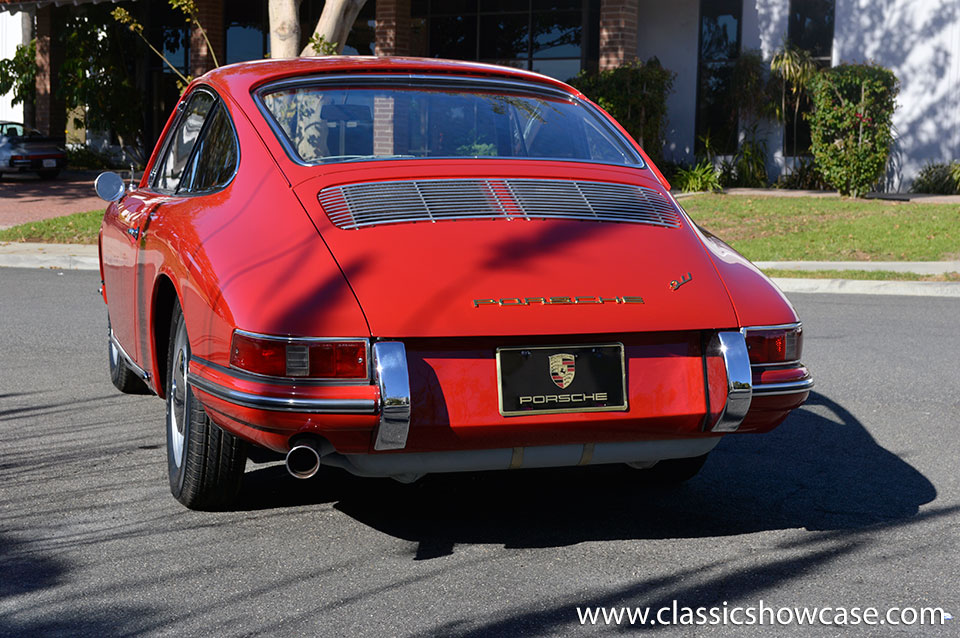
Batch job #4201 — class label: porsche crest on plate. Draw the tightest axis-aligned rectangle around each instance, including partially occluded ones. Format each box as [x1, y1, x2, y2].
[549, 353, 576, 389]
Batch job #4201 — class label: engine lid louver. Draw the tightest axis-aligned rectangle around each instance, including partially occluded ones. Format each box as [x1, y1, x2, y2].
[318, 178, 683, 230]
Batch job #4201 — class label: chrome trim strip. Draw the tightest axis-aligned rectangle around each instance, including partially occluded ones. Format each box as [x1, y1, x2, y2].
[110, 330, 150, 380]
[751, 360, 802, 369]
[712, 330, 753, 433]
[258, 73, 580, 101]
[187, 372, 377, 414]
[230, 331, 370, 382]
[753, 378, 815, 396]
[743, 322, 802, 332]
[371, 342, 412, 451]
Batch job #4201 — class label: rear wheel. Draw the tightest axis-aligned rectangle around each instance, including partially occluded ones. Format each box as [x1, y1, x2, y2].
[166, 300, 246, 509]
[108, 319, 149, 394]
[630, 454, 708, 486]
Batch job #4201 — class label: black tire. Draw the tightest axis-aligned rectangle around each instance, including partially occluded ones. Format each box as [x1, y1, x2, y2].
[166, 300, 246, 509]
[37, 169, 60, 180]
[108, 319, 150, 394]
[630, 453, 708, 486]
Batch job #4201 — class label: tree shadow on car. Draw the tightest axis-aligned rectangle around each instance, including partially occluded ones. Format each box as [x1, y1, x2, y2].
[236, 391, 936, 551]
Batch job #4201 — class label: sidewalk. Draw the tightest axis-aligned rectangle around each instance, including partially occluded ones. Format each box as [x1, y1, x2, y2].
[676, 187, 960, 204]
[2, 242, 958, 298]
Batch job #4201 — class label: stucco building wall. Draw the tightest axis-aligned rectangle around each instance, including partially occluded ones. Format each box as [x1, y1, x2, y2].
[833, 0, 960, 190]
[0, 10, 22, 122]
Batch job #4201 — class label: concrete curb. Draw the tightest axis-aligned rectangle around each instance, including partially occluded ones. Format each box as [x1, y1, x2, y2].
[3, 243, 960, 298]
[755, 261, 960, 274]
[772, 277, 960, 298]
[0, 243, 99, 271]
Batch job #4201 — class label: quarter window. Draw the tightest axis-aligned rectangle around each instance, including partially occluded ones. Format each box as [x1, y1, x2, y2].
[181, 104, 239, 193]
[154, 91, 215, 192]
[152, 89, 238, 194]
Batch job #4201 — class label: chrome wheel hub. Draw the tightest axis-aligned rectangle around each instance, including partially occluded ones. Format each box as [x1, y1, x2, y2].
[169, 327, 188, 469]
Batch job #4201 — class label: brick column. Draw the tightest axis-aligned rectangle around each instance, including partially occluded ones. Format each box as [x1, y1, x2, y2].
[34, 6, 65, 137]
[376, 0, 411, 57]
[190, 0, 224, 77]
[599, 0, 638, 70]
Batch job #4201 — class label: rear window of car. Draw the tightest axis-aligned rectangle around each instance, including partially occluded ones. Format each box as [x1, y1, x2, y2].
[258, 81, 642, 167]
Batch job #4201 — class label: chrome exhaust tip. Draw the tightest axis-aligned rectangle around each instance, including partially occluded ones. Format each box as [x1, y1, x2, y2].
[285, 440, 321, 479]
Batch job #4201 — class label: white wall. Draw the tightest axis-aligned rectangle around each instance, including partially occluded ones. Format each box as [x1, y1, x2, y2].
[636, 0, 700, 165]
[639, 0, 959, 189]
[0, 10, 24, 122]
[833, 0, 960, 191]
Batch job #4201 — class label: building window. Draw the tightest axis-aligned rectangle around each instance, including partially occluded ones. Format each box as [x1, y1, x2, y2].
[410, 0, 600, 83]
[785, 0, 835, 155]
[788, 0, 834, 61]
[695, 0, 742, 155]
[144, 1, 190, 145]
[226, 1, 268, 64]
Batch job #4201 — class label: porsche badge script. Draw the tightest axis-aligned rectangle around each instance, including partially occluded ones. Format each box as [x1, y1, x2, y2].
[473, 296, 644, 307]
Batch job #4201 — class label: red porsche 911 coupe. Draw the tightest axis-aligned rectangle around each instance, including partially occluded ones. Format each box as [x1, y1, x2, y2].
[96, 57, 812, 510]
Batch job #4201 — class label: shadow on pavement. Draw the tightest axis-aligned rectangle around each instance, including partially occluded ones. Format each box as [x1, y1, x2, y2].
[237, 392, 937, 552]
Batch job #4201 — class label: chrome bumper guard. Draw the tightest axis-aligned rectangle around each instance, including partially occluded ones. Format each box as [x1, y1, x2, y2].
[712, 330, 753, 433]
[371, 341, 412, 451]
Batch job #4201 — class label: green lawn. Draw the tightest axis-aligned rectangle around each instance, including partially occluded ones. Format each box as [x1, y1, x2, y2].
[2, 195, 960, 264]
[681, 194, 960, 261]
[0, 209, 104, 244]
[763, 268, 960, 282]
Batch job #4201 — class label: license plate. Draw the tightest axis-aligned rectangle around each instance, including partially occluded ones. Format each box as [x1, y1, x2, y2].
[42, 159, 56, 168]
[497, 344, 627, 416]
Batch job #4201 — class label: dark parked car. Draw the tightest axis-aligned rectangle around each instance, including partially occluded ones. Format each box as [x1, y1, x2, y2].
[0, 121, 66, 179]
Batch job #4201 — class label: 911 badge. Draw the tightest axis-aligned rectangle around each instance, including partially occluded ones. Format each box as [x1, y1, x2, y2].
[548, 353, 576, 389]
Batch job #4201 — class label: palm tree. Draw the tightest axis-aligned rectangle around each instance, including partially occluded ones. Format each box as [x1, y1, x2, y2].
[770, 41, 817, 162]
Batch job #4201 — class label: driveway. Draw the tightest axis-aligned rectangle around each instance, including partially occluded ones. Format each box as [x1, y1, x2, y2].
[0, 171, 115, 229]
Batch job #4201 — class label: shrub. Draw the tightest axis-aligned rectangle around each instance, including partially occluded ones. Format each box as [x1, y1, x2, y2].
[775, 157, 829, 190]
[910, 161, 960, 194]
[722, 132, 768, 188]
[570, 58, 675, 165]
[0, 39, 36, 108]
[66, 145, 123, 170]
[674, 160, 721, 193]
[807, 64, 899, 197]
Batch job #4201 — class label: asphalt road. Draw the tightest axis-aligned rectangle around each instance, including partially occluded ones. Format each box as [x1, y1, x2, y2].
[1, 267, 958, 637]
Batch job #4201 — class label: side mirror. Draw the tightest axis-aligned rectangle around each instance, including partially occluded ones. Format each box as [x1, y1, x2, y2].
[94, 171, 126, 202]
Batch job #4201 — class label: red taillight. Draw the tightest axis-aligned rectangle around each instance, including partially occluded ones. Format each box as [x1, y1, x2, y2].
[744, 326, 802, 364]
[229, 332, 368, 379]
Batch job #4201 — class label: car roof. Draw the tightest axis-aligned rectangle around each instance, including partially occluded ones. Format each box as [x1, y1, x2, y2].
[200, 56, 583, 99]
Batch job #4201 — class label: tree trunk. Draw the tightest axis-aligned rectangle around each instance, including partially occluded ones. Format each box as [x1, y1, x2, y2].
[301, 0, 366, 56]
[269, 0, 302, 59]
